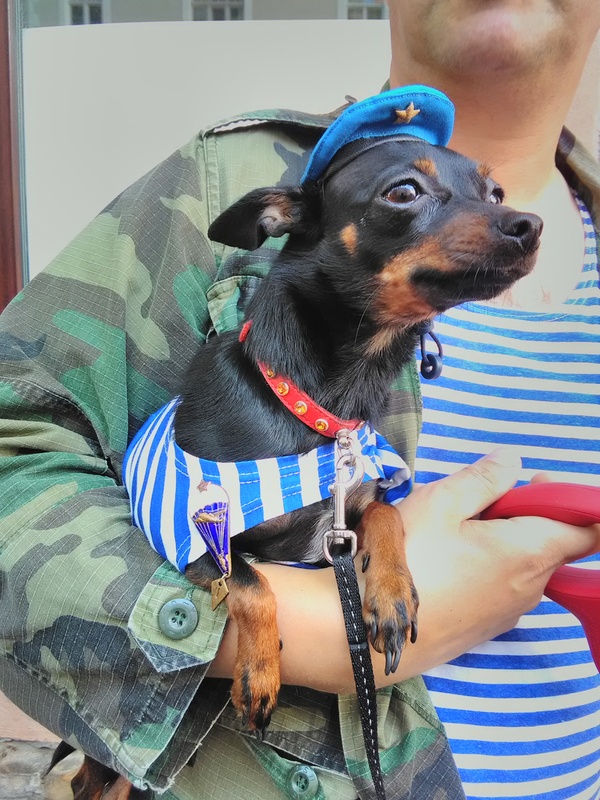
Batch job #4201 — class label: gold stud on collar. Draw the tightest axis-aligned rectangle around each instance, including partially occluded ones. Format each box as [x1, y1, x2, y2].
[294, 401, 308, 416]
[277, 381, 290, 396]
[315, 418, 330, 432]
[395, 102, 421, 124]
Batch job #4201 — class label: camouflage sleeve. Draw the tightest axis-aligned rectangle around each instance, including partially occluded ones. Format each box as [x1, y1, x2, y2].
[557, 127, 600, 231]
[0, 133, 238, 783]
[0, 115, 336, 787]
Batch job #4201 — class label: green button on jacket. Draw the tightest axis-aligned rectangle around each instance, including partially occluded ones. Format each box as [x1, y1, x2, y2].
[158, 599, 199, 640]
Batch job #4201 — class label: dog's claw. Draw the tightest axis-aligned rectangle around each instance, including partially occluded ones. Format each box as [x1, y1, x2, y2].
[370, 620, 378, 642]
[385, 649, 393, 676]
[233, 665, 278, 734]
[411, 619, 418, 644]
[383, 637, 403, 676]
[363, 571, 419, 677]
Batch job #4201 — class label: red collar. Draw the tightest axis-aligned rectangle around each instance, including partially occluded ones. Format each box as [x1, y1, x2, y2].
[239, 320, 363, 438]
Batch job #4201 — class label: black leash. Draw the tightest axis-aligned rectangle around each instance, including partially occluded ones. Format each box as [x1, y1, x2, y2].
[323, 318, 446, 797]
[325, 429, 387, 800]
[332, 548, 387, 800]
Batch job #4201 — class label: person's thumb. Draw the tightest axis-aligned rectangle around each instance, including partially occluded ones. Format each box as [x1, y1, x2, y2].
[430, 447, 521, 524]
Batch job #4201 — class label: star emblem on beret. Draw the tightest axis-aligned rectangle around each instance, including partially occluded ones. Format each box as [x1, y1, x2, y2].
[395, 102, 421, 124]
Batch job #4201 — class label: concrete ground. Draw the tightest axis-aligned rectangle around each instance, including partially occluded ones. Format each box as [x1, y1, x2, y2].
[0, 739, 82, 800]
[0, 693, 81, 800]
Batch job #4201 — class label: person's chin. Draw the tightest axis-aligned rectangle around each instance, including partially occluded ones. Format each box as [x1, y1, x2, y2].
[428, 1, 569, 74]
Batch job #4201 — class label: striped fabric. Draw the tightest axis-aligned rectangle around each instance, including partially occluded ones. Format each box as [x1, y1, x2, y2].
[416, 195, 600, 799]
[124, 397, 412, 572]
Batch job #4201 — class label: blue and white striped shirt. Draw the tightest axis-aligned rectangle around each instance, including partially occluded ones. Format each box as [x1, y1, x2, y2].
[416, 196, 600, 800]
[124, 398, 411, 573]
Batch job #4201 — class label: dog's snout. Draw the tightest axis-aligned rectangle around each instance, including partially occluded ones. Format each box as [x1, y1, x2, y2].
[497, 212, 543, 252]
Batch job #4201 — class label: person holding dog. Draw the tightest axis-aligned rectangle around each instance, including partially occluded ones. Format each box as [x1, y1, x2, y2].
[1, 1, 599, 799]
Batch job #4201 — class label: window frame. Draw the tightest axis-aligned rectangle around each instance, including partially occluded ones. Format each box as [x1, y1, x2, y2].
[0, 0, 24, 310]
[64, 0, 110, 26]
[184, 0, 251, 22]
[337, 0, 388, 20]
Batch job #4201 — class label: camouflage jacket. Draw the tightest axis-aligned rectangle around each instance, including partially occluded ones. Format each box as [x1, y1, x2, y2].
[0, 93, 598, 799]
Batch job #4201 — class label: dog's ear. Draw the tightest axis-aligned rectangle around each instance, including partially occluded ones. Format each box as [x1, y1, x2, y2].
[208, 185, 321, 250]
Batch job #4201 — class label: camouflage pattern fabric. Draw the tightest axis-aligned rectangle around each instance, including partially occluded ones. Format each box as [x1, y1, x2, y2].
[0, 89, 598, 798]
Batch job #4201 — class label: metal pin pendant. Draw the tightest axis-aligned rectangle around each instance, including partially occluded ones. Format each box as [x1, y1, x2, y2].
[211, 577, 230, 610]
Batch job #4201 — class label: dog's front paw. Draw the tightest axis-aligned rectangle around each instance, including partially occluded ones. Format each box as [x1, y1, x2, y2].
[231, 632, 281, 732]
[362, 566, 419, 675]
[357, 501, 419, 675]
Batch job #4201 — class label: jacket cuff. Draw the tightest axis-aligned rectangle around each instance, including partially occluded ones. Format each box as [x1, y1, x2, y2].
[128, 562, 227, 672]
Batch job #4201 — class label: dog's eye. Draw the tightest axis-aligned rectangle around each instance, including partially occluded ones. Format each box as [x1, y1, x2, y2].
[384, 183, 419, 205]
[488, 187, 504, 205]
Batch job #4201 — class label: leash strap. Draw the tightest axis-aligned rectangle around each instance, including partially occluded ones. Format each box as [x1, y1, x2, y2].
[332, 549, 387, 800]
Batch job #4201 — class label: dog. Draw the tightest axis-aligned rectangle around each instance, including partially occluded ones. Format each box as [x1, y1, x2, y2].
[175, 135, 541, 722]
[48, 125, 543, 799]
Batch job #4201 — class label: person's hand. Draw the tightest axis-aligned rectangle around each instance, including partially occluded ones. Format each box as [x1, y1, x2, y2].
[209, 448, 600, 693]
[397, 448, 600, 678]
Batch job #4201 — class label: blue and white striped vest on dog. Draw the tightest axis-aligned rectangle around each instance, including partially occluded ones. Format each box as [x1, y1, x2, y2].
[123, 397, 412, 573]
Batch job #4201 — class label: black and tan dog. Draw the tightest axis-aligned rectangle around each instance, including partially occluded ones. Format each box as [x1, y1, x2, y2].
[178, 135, 541, 723]
[49, 122, 542, 798]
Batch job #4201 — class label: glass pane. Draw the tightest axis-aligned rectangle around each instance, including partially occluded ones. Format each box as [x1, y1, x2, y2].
[212, 7, 226, 21]
[192, 6, 208, 20]
[347, 8, 364, 20]
[367, 7, 382, 19]
[70, 4, 84, 25]
[89, 4, 103, 24]
[230, 7, 243, 20]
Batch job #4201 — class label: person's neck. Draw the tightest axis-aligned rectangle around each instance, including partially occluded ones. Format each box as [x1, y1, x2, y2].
[392, 68, 575, 198]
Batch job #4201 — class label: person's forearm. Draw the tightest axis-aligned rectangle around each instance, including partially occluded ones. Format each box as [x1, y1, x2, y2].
[209, 557, 502, 693]
[208, 451, 600, 694]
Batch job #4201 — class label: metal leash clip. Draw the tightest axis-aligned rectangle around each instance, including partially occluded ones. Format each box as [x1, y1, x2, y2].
[323, 428, 365, 564]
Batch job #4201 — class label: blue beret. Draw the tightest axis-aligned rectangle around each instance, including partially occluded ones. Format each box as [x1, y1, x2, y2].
[302, 84, 455, 183]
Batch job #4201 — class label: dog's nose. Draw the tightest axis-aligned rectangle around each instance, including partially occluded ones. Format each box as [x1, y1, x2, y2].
[497, 212, 543, 253]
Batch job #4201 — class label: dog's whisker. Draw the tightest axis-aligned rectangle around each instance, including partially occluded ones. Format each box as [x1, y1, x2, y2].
[354, 289, 380, 345]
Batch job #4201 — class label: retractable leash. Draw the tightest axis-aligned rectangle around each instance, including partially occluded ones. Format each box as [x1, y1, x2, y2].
[318, 332, 444, 800]
[481, 482, 600, 671]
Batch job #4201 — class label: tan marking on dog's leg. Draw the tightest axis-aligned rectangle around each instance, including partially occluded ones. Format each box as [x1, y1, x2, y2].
[185, 558, 281, 731]
[358, 501, 419, 674]
[226, 570, 281, 731]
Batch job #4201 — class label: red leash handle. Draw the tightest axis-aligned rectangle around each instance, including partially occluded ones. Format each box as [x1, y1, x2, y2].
[481, 483, 600, 671]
